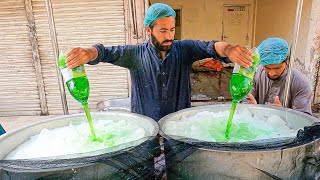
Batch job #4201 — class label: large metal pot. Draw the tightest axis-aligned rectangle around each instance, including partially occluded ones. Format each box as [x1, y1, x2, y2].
[159, 104, 320, 179]
[0, 112, 159, 179]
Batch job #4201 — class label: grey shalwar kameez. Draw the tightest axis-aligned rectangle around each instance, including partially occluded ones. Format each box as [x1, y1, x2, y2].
[249, 65, 312, 115]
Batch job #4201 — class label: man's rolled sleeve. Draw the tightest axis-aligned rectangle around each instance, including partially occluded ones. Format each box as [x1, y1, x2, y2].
[187, 40, 231, 64]
[88, 43, 106, 65]
[207, 40, 231, 63]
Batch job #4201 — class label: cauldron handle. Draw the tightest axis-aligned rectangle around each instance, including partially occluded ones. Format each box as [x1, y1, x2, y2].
[0, 124, 6, 136]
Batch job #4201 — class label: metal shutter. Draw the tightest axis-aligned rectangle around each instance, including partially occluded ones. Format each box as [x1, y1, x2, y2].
[0, 0, 42, 116]
[32, 0, 128, 114]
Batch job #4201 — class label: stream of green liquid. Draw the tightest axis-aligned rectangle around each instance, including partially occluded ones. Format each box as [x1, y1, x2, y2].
[83, 104, 115, 144]
[225, 102, 237, 139]
[65, 76, 101, 142]
[82, 103, 100, 141]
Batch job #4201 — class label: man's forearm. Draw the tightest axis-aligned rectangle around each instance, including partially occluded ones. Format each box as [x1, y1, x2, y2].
[86, 47, 98, 61]
[66, 47, 99, 68]
[214, 42, 252, 68]
[214, 42, 233, 58]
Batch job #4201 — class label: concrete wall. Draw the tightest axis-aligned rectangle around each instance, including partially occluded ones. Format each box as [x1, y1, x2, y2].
[311, 3, 320, 104]
[150, 0, 255, 41]
[254, 0, 296, 45]
[150, 0, 314, 66]
[295, 0, 313, 73]
[150, 0, 301, 46]
[255, 0, 315, 82]
[294, 0, 320, 104]
[150, 0, 320, 103]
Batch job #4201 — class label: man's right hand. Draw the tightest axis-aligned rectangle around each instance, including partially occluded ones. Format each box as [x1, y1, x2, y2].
[214, 42, 253, 69]
[66, 47, 98, 69]
[248, 93, 257, 104]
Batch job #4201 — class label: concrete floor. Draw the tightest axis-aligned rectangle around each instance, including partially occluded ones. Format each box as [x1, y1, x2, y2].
[0, 115, 58, 133]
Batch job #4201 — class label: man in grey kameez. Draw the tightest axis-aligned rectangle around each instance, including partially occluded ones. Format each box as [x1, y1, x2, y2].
[247, 37, 312, 115]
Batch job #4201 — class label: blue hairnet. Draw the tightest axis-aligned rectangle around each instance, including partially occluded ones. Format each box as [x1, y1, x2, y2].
[257, 37, 289, 65]
[144, 3, 176, 27]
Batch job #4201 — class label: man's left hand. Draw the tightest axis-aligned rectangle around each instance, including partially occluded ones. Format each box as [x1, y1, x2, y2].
[269, 96, 282, 107]
[248, 93, 257, 104]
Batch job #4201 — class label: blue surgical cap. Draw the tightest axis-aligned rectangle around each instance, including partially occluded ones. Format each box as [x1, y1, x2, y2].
[257, 37, 289, 65]
[144, 3, 176, 27]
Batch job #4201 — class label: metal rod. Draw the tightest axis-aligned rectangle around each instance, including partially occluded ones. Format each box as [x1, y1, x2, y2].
[45, 0, 69, 114]
[131, 0, 137, 35]
[283, 0, 304, 107]
[312, 56, 320, 103]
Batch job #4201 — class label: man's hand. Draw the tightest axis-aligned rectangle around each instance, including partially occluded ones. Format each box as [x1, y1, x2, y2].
[214, 42, 253, 68]
[225, 45, 253, 68]
[269, 96, 282, 107]
[248, 93, 257, 104]
[66, 47, 98, 69]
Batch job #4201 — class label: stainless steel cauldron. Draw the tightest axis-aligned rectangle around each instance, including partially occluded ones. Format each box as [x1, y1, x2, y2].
[0, 111, 159, 179]
[159, 104, 320, 179]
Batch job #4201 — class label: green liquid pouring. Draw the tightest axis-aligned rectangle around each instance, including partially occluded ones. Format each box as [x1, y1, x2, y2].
[225, 102, 237, 139]
[225, 49, 260, 139]
[59, 53, 99, 141]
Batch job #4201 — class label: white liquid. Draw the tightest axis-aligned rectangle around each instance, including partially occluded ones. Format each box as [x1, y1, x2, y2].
[163, 108, 298, 142]
[6, 119, 147, 160]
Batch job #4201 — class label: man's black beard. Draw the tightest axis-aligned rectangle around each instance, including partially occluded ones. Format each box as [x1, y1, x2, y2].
[151, 33, 173, 51]
[267, 67, 287, 80]
[267, 75, 281, 81]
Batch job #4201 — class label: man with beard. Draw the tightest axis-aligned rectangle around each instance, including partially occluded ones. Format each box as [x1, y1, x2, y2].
[247, 37, 312, 115]
[66, 3, 253, 121]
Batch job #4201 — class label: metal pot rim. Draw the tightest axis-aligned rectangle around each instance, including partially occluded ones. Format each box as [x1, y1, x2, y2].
[158, 104, 319, 151]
